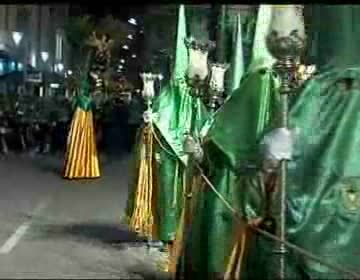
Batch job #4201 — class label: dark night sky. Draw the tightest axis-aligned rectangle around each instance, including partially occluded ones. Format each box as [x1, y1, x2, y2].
[73, 5, 146, 20]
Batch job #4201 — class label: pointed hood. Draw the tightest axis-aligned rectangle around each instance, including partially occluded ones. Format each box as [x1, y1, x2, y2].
[229, 13, 245, 92]
[248, 5, 275, 72]
[172, 5, 188, 81]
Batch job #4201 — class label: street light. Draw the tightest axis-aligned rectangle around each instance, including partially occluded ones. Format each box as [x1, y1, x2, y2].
[128, 18, 137, 25]
[55, 63, 64, 72]
[40, 51, 49, 63]
[12, 31, 23, 46]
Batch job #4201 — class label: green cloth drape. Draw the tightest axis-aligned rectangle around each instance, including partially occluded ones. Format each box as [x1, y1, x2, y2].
[177, 5, 280, 276]
[242, 5, 360, 279]
[152, 78, 209, 241]
[178, 68, 280, 276]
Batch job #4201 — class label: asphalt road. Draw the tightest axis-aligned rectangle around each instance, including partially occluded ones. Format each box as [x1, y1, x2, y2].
[0, 153, 169, 279]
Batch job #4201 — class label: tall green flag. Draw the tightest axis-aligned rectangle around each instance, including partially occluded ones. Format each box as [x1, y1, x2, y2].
[248, 5, 275, 72]
[173, 5, 188, 81]
[230, 13, 244, 92]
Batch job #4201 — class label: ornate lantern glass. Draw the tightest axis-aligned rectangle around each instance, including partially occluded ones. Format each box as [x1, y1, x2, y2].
[140, 73, 158, 102]
[209, 63, 229, 93]
[184, 37, 215, 85]
[266, 5, 306, 60]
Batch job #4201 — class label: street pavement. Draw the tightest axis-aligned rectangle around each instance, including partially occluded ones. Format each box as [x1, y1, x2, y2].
[0, 152, 170, 279]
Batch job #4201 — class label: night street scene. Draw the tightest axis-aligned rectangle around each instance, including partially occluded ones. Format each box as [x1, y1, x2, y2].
[1, 4, 360, 280]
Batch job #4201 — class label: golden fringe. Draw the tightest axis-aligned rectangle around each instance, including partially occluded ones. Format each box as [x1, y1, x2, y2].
[128, 124, 158, 240]
[63, 108, 100, 179]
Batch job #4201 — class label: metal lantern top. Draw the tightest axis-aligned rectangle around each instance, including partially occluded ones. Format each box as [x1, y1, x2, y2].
[184, 37, 216, 53]
[266, 5, 306, 60]
[184, 37, 215, 90]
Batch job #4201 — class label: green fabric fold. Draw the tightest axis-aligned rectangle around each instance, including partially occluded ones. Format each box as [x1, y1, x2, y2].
[242, 68, 360, 280]
[153, 77, 210, 166]
[208, 68, 280, 170]
[73, 74, 94, 112]
[179, 68, 280, 276]
[241, 6, 360, 279]
[74, 94, 93, 112]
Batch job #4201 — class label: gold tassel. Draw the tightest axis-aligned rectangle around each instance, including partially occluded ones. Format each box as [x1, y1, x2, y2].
[128, 124, 157, 239]
[63, 108, 100, 179]
[224, 225, 250, 280]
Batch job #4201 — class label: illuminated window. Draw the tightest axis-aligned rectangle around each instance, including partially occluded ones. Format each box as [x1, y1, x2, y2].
[10, 61, 16, 71]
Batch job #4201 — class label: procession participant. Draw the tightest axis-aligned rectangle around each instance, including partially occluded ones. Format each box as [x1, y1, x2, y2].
[239, 5, 360, 279]
[63, 69, 100, 179]
[125, 5, 211, 270]
[176, 5, 281, 278]
[63, 30, 114, 179]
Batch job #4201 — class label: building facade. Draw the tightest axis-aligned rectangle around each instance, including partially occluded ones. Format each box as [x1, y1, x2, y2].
[0, 4, 70, 95]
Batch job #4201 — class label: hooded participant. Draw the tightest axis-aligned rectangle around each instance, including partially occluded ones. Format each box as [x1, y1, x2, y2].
[240, 5, 360, 279]
[125, 6, 210, 268]
[63, 69, 100, 179]
[176, 5, 282, 278]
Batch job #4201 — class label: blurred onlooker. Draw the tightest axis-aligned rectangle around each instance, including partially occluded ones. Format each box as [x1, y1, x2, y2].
[127, 93, 145, 151]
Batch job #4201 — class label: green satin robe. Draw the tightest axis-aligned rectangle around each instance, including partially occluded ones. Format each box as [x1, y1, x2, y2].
[241, 6, 360, 279]
[242, 69, 360, 280]
[178, 68, 280, 277]
[126, 77, 209, 242]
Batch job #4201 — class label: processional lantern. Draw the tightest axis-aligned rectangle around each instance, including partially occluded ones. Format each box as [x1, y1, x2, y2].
[208, 63, 229, 111]
[184, 37, 215, 98]
[184, 36, 229, 111]
[140, 72, 162, 113]
[265, 5, 306, 280]
[266, 5, 306, 95]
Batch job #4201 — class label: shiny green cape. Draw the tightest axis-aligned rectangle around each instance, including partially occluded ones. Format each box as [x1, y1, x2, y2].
[152, 77, 209, 166]
[242, 69, 360, 279]
[179, 68, 280, 276]
[241, 6, 360, 278]
[126, 77, 210, 242]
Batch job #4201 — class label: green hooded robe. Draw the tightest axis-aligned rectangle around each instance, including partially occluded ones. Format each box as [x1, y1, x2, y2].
[241, 5, 360, 279]
[177, 5, 281, 277]
[125, 5, 210, 243]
